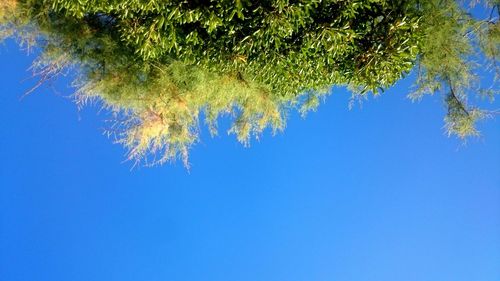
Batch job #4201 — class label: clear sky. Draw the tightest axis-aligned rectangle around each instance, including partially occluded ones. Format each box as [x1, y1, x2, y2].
[0, 38, 499, 281]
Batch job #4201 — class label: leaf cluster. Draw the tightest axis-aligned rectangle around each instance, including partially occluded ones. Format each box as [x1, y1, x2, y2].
[411, 0, 500, 138]
[1, 0, 498, 166]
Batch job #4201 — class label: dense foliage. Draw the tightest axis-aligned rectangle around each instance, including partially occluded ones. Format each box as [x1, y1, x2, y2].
[1, 0, 498, 166]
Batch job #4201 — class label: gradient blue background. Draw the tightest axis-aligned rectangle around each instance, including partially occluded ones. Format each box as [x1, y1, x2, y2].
[1, 39, 499, 281]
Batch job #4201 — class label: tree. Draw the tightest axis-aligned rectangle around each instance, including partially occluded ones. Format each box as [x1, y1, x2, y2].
[411, 0, 500, 138]
[1, 0, 498, 166]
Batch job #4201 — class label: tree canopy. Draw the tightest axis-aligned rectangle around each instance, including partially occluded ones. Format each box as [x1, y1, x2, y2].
[1, 0, 499, 166]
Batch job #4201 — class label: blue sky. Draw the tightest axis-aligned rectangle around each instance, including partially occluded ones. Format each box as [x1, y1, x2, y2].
[1, 38, 499, 281]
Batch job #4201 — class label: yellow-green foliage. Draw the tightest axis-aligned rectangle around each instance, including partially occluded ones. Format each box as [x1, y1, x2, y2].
[411, 0, 500, 138]
[79, 61, 283, 166]
[1, 0, 499, 166]
[444, 94, 485, 138]
[0, 0, 17, 20]
[0, 0, 18, 39]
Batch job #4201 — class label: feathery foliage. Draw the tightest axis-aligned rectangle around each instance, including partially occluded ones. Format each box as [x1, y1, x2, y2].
[1, 0, 498, 166]
[410, 0, 500, 138]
